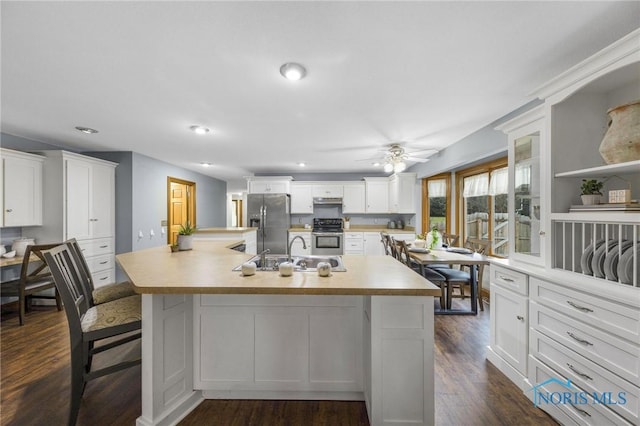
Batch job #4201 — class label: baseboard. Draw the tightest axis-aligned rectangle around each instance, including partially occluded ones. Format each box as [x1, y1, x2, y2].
[202, 390, 365, 401]
[136, 391, 203, 426]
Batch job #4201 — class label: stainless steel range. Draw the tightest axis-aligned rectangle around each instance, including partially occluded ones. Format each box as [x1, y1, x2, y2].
[311, 218, 344, 255]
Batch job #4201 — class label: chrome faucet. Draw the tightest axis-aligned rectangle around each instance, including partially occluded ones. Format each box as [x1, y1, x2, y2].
[288, 236, 307, 263]
[259, 248, 270, 270]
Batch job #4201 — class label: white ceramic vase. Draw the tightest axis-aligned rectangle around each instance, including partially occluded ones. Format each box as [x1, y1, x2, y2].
[177, 235, 193, 251]
[599, 100, 640, 164]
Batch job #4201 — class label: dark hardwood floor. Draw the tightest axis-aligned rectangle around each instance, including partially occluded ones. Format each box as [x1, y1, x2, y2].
[1, 300, 557, 425]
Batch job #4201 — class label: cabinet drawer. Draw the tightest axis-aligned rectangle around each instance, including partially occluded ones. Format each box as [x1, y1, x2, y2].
[344, 240, 364, 251]
[530, 301, 640, 387]
[78, 238, 114, 257]
[531, 277, 640, 343]
[530, 329, 639, 424]
[344, 232, 363, 240]
[86, 254, 114, 274]
[529, 356, 633, 426]
[491, 265, 528, 296]
[91, 269, 115, 289]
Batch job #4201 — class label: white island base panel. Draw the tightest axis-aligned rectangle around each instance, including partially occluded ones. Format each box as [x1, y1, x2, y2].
[137, 294, 435, 426]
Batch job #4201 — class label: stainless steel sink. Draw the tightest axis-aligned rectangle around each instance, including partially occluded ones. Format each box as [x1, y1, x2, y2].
[233, 254, 346, 272]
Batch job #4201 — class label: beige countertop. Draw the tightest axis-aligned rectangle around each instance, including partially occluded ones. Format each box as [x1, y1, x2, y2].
[195, 227, 258, 234]
[116, 240, 440, 297]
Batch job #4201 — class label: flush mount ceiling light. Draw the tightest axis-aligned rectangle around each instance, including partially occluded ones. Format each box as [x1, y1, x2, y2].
[280, 62, 307, 81]
[190, 125, 210, 135]
[75, 126, 98, 134]
[200, 162, 212, 167]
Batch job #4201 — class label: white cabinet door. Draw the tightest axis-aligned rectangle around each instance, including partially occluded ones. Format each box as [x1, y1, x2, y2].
[342, 183, 366, 214]
[288, 232, 311, 256]
[312, 184, 343, 198]
[66, 158, 93, 240]
[290, 183, 313, 214]
[363, 232, 384, 256]
[248, 180, 290, 194]
[364, 179, 389, 213]
[91, 163, 114, 239]
[490, 283, 528, 375]
[389, 173, 416, 214]
[1, 150, 43, 227]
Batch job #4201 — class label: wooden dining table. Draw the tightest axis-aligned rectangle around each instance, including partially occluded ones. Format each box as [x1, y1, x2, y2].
[408, 248, 490, 315]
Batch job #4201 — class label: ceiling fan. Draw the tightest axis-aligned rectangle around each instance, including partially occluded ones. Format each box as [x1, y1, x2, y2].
[370, 143, 438, 173]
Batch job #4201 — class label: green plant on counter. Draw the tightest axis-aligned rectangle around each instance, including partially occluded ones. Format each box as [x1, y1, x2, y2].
[178, 222, 195, 235]
[343, 216, 351, 222]
[580, 179, 604, 195]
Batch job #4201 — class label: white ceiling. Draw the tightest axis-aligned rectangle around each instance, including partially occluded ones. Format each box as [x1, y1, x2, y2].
[2, 1, 639, 192]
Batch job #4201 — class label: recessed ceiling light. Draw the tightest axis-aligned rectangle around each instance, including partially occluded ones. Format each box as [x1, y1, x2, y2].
[372, 162, 381, 167]
[75, 126, 98, 134]
[200, 162, 212, 167]
[280, 63, 307, 81]
[190, 125, 210, 135]
[298, 162, 306, 167]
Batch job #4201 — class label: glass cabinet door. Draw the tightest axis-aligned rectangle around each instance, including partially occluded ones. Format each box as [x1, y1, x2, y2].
[513, 133, 541, 259]
[499, 105, 545, 266]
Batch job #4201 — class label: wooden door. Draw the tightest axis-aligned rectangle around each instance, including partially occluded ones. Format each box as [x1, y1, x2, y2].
[167, 177, 195, 245]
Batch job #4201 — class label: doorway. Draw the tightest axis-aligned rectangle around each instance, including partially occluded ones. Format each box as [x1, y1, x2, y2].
[232, 198, 243, 227]
[167, 177, 196, 245]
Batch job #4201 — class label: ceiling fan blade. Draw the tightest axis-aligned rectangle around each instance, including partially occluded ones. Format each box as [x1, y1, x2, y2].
[405, 156, 430, 163]
[405, 148, 438, 157]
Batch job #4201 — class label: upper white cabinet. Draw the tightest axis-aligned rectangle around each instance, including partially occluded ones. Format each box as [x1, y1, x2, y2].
[389, 173, 417, 214]
[364, 178, 389, 213]
[25, 151, 117, 287]
[342, 183, 366, 214]
[496, 106, 546, 266]
[312, 184, 343, 198]
[0, 148, 44, 227]
[247, 177, 293, 194]
[290, 183, 313, 214]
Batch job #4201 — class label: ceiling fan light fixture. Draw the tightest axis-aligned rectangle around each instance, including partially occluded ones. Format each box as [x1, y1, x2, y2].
[190, 125, 210, 135]
[280, 62, 307, 81]
[383, 162, 394, 173]
[393, 161, 407, 173]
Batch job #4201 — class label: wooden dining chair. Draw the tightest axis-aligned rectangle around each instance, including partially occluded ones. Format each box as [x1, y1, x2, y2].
[65, 238, 136, 306]
[380, 232, 394, 256]
[393, 238, 448, 308]
[442, 233, 460, 247]
[1, 243, 63, 325]
[42, 244, 142, 426]
[437, 237, 490, 310]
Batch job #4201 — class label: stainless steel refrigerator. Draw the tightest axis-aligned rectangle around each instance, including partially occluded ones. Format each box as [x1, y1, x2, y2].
[247, 193, 291, 254]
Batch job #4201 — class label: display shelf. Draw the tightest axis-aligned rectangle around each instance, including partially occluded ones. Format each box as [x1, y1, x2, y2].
[555, 160, 640, 178]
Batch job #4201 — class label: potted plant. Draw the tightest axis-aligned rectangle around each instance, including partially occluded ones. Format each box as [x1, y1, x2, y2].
[177, 222, 195, 250]
[343, 216, 351, 230]
[580, 179, 604, 205]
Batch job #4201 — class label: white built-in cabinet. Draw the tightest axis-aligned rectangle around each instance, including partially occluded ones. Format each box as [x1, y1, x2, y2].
[287, 231, 311, 256]
[0, 148, 44, 227]
[25, 151, 117, 288]
[488, 29, 640, 426]
[312, 184, 343, 198]
[247, 176, 293, 194]
[363, 232, 384, 256]
[389, 172, 416, 214]
[290, 183, 314, 214]
[342, 183, 366, 214]
[364, 178, 389, 213]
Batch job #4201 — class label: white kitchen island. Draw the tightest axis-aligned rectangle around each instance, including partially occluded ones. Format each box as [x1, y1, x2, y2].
[116, 241, 441, 426]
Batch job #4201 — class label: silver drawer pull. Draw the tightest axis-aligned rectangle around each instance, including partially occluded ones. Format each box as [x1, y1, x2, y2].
[6, 209, 13, 212]
[517, 315, 524, 321]
[99, 276, 108, 280]
[100, 245, 108, 248]
[567, 331, 593, 346]
[566, 363, 593, 381]
[569, 403, 591, 417]
[99, 261, 108, 265]
[567, 301, 593, 313]
[500, 276, 514, 282]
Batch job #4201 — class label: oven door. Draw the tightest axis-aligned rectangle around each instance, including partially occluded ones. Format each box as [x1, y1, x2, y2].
[311, 232, 344, 255]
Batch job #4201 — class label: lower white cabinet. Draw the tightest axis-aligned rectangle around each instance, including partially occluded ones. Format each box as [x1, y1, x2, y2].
[363, 232, 384, 256]
[77, 237, 115, 289]
[487, 264, 529, 388]
[288, 231, 311, 256]
[344, 232, 364, 255]
[488, 260, 640, 425]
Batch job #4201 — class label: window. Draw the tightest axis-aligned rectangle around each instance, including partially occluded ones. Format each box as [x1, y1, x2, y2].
[456, 158, 508, 257]
[422, 173, 451, 235]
